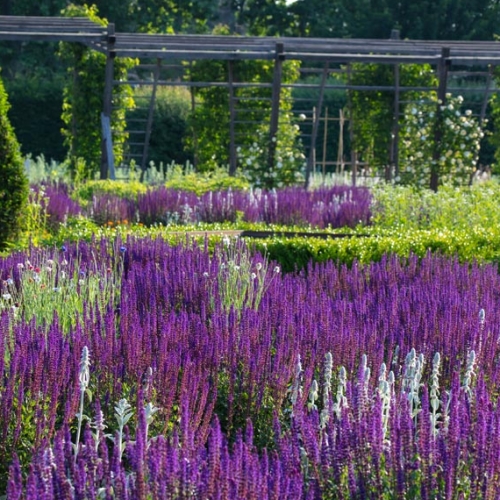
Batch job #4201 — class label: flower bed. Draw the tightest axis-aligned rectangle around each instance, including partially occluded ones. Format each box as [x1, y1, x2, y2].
[1, 238, 499, 497]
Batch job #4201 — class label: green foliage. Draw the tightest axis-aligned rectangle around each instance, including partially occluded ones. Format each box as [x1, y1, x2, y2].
[187, 25, 304, 187]
[348, 63, 437, 177]
[371, 182, 500, 230]
[0, 73, 29, 250]
[254, 225, 500, 272]
[237, 114, 306, 188]
[0, 251, 121, 332]
[74, 179, 148, 202]
[126, 85, 193, 167]
[16, 187, 51, 249]
[486, 67, 500, 174]
[5, 76, 66, 161]
[58, 4, 136, 180]
[229, 0, 296, 36]
[164, 164, 250, 194]
[292, 76, 349, 175]
[23, 155, 71, 184]
[399, 94, 482, 187]
[212, 238, 279, 313]
[129, 0, 218, 33]
[287, 0, 500, 40]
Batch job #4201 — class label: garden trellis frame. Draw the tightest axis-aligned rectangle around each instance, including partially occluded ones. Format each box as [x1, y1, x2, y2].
[1, 15, 500, 186]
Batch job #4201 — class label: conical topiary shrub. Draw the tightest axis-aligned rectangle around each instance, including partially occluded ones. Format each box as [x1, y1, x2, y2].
[0, 74, 28, 250]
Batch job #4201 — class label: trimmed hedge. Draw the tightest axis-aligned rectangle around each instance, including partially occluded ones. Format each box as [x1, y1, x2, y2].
[253, 226, 499, 271]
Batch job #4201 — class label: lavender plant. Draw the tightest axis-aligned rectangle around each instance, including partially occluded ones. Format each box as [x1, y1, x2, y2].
[2, 240, 500, 497]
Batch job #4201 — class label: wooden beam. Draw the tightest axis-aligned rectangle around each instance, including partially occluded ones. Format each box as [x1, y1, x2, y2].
[0, 32, 104, 42]
[347, 64, 358, 187]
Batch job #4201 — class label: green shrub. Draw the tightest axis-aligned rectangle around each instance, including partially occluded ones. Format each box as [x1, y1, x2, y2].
[399, 94, 482, 188]
[164, 164, 250, 195]
[74, 179, 148, 202]
[5, 76, 66, 162]
[253, 226, 500, 272]
[0, 73, 29, 250]
[371, 182, 500, 230]
[127, 86, 193, 167]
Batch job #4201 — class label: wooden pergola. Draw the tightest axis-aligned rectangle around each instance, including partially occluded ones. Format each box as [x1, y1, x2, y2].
[1, 15, 500, 187]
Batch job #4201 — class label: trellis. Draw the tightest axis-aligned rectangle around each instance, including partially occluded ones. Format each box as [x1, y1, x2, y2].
[1, 15, 500, 187]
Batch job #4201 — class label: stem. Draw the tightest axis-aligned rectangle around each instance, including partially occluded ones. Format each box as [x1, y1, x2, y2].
[74, 388, 85, 463]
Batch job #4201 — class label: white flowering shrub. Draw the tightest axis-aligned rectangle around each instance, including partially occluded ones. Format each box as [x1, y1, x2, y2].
[238, 110, 306, 189]
[399, 94, 483, 187]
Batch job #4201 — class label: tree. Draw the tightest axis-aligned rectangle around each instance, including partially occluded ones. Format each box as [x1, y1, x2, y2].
[227, 0, 295, 35]
[0, 72, 29, 249]
[286, 0, 500, 40]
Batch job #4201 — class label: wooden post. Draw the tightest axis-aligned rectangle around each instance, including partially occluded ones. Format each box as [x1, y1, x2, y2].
[337, 109, 345, 174]
[101, 23, 115, 180]
[267, 42, 284, 172]
[322, 106, 328, 180]
[189, 61, 198, 169]
[305, 63, 328, 188]
[480, 65, 493, 125]
[347, 64, 357, 186]
[430, 47, 450, 192]
[391, 62, 400, 179]
[101, 114, 115, 180]
[228, 60, 237, 175]
[140, 58, 161, 179]
[389, 29, 400, 182]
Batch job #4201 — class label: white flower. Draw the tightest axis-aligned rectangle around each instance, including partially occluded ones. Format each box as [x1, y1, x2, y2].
[274, 266, 280, 274]
[2, 293, 12, 300]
